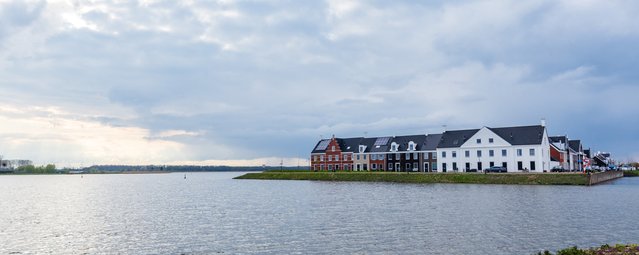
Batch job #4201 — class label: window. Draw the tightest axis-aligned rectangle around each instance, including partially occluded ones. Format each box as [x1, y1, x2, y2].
[372, 163, 377, 170]
[356, 155, 360, 160]
[477, 139, 482, 144]
[414, 152, 418, 159]
[502, 149, 507, 157]
[320, 164, 324, 170]
[432, 152, 437, 159]
[502, 162, 507, 169]
[406, 163, 411, 170]
[344, 155, 349, 161]
[489, 138, 494, 143]
[530, 161, 536, 171]
[328, 165, 333, 170]
[314, 156, 318, 161]
[409, 143, 415, 151]
[517, 149, 523, 156]
[489, 150, 494, 157]
[379, 154, 385, 160]
[453, 162, 458, 171]
[529, 148, 535, 156]
[477, 150, 482, 158]
[363, 154, 367, 160]
[388, 163, 393, 170]
[465, 150, 470, 158]
[320, 155, 324, 161]
[413, 162, 418, 170]
[432, 163, 438, 170]
[335, 155, 340, 161]
[343, 164, 348, 171]
[371, 154, 376, 160]
[489, 162, 494, 167]
[396, 153, 400, 160]
[442, 151, 447, 158]
[331, 145, 335, 152]
[452, 151, 457, 158]
[405, 153, 410, 160]
[517, 161, 523, 170]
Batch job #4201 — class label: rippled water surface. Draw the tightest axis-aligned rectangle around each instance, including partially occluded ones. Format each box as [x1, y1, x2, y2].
[1, 172, 638, 254]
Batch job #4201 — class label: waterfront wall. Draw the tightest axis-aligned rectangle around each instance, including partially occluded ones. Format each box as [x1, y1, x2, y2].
[588, 171, 623, 185]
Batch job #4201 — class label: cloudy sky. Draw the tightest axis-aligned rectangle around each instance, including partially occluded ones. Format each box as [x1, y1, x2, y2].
[1, 0, 638, 167]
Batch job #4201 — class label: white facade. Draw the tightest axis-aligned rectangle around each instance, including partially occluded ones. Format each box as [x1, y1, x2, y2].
[437, 127, 551, 173]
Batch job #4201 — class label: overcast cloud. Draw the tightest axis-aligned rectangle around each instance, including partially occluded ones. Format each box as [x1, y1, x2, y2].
[1, 0, 638, 167]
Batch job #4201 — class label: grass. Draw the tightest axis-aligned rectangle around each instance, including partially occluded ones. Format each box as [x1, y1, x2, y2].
[537, 244, 639, 255]
[234, 171, 590, 185]
[623, 170, 639, 177]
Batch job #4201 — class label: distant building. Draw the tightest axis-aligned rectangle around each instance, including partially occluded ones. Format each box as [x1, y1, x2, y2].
[0, 160, 33, 169]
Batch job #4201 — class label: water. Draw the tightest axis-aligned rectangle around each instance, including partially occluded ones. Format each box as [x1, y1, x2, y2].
[1, 172, 638, 254]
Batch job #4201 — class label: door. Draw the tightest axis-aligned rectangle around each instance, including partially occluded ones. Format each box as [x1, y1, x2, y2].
[395, 163, 401, 172]
[424, 163, 429, 172]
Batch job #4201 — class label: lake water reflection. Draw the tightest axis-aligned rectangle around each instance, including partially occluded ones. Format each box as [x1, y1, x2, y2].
[1, 172, 638, 254]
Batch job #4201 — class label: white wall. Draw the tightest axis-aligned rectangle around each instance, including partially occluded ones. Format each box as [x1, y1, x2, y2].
[437, 127, 551, 172]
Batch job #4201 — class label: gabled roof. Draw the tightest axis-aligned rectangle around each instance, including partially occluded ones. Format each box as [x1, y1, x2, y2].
[437, 129, 480, 148]
[549, 136, 567, 144]
[390, 134, 428, 152]
[488, 125, 545, 146]
[423, 133, 443, 151]
[568, 140, 582, 152]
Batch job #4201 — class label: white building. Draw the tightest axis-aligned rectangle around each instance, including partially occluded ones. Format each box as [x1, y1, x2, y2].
[437, 124, 551, 173]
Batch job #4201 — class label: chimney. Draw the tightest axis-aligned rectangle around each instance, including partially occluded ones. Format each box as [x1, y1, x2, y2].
[541, 118, 546, 127]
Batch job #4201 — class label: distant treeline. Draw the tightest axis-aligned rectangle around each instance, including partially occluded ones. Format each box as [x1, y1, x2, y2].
[81, 165, 310, 173]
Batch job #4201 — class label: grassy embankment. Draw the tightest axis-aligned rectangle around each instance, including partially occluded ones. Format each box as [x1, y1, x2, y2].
[537, 244, 639, 255]
[235, 171, 589, 185]
[623, 170, 639, 177]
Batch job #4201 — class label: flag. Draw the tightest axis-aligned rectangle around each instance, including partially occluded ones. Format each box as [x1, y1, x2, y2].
[583, 157, 591, 169]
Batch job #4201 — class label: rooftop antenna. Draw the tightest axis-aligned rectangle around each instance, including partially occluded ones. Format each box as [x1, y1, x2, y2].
[442, 125, 447, 132]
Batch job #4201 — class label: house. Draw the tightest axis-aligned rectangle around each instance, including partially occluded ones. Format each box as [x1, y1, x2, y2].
[568, 140, 584, 171]
[549, 136, 569, 170]
[309, 121, 602, 174]
[437, 124, 551, 172]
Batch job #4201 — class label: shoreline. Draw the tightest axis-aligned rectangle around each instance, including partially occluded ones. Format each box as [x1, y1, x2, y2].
[235, 171, 603, 185]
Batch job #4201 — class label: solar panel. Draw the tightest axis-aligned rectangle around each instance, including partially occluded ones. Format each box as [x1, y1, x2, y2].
[374, 137, 391, 146]
[315, 140, 331, 150]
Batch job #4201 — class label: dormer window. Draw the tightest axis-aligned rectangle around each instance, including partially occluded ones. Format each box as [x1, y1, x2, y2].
[359, 145, 366, 153]
[408, 141, 415, 151]
[390, 142, 399, 152]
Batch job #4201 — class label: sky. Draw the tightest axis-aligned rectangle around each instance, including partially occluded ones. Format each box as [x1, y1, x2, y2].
[1, 0, 638, 167]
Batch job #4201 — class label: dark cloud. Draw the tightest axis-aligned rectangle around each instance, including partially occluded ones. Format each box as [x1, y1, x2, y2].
[1, 0, 638, 164]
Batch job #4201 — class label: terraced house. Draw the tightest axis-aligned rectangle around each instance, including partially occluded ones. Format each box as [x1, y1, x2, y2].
[310, 121, 596, 173]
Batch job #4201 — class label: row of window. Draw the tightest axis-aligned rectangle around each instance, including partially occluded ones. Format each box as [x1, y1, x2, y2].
[313, 162, 440, 171]
[440, 161, 537, 171]
[313, 152, 438, 162]
[441, 148, 536, 158]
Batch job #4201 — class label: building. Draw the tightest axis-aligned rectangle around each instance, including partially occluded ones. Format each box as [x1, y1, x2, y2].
[549, 136, 569, 170]
[437, 124, 551, 172]
[310, 121, 602, 174]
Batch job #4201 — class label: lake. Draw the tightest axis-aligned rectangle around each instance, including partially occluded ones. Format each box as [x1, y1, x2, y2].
[1, 172, 638, 254]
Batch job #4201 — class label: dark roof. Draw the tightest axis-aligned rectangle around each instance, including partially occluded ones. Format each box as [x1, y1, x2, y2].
[584, 149, 591, 158]
[340, 137, 368, 153]
[549, 136, 567, 144]
[437, 129, 480, 148]
[568, 140, 582, 152]
[488, 125, 545, 146]
[423, 133, 443, 151]
[390, 135, 428, 152]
